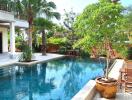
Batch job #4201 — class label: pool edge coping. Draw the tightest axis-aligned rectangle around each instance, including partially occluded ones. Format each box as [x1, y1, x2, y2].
[0, 55, 65, 67]
[15, 55, 65, 66]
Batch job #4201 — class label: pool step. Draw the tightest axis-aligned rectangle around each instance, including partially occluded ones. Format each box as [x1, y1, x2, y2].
[0, 66, 13, 78]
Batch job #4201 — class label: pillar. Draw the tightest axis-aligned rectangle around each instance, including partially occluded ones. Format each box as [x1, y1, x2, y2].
[10, 22, 15, 57]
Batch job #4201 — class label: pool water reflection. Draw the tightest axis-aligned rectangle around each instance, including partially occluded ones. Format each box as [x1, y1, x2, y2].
[0, 57, 105, 100]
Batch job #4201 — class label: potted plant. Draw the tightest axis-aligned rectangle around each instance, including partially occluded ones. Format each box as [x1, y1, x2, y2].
[73, 0, 128, 99]
[95, 42, 118, 99]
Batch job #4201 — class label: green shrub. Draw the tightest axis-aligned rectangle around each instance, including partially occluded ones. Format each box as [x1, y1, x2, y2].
[48, 37, 68, 45]
[80, 50, 90, 57]
[58, 47, 67, 54]
[19, 44, 32, 62]
[15, 35, 25, 51]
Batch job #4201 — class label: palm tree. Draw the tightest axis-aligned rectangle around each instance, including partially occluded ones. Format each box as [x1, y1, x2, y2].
[34, 18, 53, 55]
[15, 0, 60, 49]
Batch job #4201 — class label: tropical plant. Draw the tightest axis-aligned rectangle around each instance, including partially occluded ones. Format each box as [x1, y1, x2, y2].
[15, 28, 26, 51]
[32, 32, 42, 52]
[52, 24, 67, 36]
[54, 24, 67, 33]
[62, 9, 79, 48]
[74, 0, 127, 79]
[16, 35, 24, 51]
[19, 44, 32, 62]
[48, 37, 68, 45]
[123, 6, 132, 41]
[34, 17, 54, 55]
[14, 0, 60, 49]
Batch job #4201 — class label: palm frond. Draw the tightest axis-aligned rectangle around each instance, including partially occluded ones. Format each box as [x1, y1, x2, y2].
[52, 12, 61, 20]
[34, 17, 53, 31]
[47, 1, 56, 9]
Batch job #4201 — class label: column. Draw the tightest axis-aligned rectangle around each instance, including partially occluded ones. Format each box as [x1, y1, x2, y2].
[10, 22, 15, 56]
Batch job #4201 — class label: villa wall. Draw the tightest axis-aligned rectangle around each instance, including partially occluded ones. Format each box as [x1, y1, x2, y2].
[0, 27, 8, 52]
[15, 19, 29, 28]
[0, 10, 29, 54]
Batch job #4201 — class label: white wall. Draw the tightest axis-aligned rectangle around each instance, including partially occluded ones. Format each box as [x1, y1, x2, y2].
[15, 19, 29, 28]
[0, 27, 8, 52]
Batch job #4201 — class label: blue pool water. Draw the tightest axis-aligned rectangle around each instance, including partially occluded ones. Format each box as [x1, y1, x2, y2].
[0, 57, 105, 100]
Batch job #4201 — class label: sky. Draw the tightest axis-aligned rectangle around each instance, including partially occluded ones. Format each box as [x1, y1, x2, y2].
[48, 0, 132, 23]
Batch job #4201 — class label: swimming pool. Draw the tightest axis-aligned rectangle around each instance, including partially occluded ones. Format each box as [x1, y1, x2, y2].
[0, 57, 105, 100]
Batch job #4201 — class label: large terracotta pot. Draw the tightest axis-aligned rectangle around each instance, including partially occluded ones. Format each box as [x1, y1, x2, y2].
[96, 77, 117, 99]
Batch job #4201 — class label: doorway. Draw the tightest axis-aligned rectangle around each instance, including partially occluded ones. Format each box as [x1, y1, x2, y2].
[0, 32, 2, 53]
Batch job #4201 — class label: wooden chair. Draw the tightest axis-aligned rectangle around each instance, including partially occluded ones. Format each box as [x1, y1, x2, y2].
[118, 61, 132, 90]
[124, 67, 132, 93]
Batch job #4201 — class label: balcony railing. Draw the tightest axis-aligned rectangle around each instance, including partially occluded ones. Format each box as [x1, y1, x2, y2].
[0, 4, 12, 12]
[0, 3, 26, 20]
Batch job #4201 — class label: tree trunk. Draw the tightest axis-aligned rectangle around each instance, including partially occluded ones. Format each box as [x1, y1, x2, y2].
[28, 23, 32, 50]
[105, 41, 110, 79]
[42, 30, 46, 55]
[28, 12, 33, 50]
[106, 51, 109, 79]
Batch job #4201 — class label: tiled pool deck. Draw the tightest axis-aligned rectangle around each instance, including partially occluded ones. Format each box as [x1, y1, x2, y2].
[0, 52, 64, 67]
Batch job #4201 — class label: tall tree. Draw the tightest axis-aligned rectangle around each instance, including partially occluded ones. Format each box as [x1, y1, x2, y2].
[73, 0, 127, 78]
[34, 18, 53, 55]
[123, 6, 132, 41]
[63, 9, 78, 47]
[63, 9, 77, 32]
[15, 0, 60, 49]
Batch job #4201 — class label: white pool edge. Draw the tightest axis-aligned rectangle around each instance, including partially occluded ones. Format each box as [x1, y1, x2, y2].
[71, 59, 125, 100]
[0, 53, 65, 67]
[15, 55, 65, 66]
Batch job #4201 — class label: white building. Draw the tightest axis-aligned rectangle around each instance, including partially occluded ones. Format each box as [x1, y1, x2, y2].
[0, 8, 29, 56]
